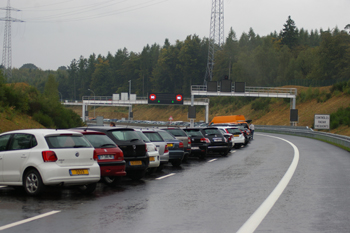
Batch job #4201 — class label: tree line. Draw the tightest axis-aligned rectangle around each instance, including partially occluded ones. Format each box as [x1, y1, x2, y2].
[8, 16, 350, 100]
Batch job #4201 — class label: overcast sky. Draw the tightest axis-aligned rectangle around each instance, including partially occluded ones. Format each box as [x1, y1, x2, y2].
[1, 0, 349, 70]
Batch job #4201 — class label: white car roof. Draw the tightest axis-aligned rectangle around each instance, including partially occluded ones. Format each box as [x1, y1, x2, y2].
[0, 129, 83, 137]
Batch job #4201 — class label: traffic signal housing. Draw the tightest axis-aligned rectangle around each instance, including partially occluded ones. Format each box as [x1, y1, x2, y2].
[148, 93, 184, 105]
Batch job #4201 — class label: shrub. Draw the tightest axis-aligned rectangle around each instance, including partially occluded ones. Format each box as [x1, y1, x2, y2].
[251, 98, 271, 111]
[33, 111, 55, 128]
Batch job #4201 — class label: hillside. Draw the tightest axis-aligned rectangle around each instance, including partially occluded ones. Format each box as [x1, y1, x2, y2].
[66, 86, 350, 136]
[1, 85, 349, 136]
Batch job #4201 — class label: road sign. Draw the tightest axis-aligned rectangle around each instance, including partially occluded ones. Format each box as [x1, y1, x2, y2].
[314, 114, 330, 130]
[148, 93, 183, 105]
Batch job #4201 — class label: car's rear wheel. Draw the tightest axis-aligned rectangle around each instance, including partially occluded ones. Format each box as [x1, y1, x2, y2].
[234, 144, 241, 149]
[103, 176, 121, 187]
[199, 152, 207, 160]
[77, 183, 97, 194]
[127, 170, 146, 181]
[23, 169, 45, 196]
[171, 160, 182, 167]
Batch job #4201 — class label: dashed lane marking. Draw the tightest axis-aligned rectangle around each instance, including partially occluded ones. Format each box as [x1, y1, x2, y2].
[208, 159, 217, 163]
[0, 210, 61, 231]
[156, 173, 176, 180]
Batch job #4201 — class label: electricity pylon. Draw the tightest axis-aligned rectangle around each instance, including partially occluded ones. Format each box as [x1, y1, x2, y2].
[0, 0, 24, 79]
[204, 0, 224, 84]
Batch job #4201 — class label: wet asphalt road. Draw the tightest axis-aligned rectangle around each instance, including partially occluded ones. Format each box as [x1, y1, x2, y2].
[0, 133, 350, 233]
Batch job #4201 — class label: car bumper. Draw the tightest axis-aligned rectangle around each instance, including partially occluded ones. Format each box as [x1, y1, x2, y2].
[147, 151, 160, 168]
[39, 163, 101, 186]
[168, 150, 184, 161]
[98, 161, 126, 177]
[124, 155, 149, 171]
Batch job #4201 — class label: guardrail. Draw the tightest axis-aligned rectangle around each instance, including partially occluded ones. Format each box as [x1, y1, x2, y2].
[256, 125, 350, 151]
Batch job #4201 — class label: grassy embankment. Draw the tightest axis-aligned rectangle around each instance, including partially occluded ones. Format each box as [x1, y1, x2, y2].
[1, 85, 349, 136]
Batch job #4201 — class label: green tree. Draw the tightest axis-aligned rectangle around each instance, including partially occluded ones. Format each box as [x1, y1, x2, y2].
[280, 16, 299, 49]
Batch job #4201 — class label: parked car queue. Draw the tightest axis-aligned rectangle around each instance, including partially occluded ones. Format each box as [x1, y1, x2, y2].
[0, 124, 252, 196]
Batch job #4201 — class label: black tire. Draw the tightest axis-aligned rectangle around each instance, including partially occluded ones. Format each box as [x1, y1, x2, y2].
[127, 170, 146, 181]
[234, 144, 241, 149]
[199, 152, 207, 160]
[102, 176, 121, 187]
[171, 160, 182, 167]
[23, 169, 45, 196]
[221, 150, 229, 156]
[77, 183, 97, 194]
[156, 164, 165, 172]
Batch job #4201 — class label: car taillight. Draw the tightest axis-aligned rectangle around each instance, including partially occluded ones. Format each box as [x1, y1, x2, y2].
[42, 151, 57, 162]
[179, 142, 184, 148]
[164, 145, 169, 153]
[145, 144, 148, 152]
[229, 135, 233, 141]
[118, 151, 124, 160]
[93, 149, 98, 161]
[188, 137, 191, 145]
[205, 138, 210, 143]
[200, 138, 206, 143]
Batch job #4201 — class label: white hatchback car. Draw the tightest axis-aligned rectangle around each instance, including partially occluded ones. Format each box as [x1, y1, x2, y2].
[134, 129, 160, 173]
[0, 129, 100, 196]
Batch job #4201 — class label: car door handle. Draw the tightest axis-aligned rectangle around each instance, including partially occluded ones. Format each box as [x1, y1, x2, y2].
[21, 154, 27, 158]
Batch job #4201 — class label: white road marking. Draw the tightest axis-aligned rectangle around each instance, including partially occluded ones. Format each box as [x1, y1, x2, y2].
[156, 173, 176, 180]
[0, 210, 61, 231]
[208, 159, 217, 163]
[236, 134, 300, 233]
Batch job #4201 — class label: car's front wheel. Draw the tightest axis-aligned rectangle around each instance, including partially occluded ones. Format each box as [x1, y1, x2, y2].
[23, 169, 45, 196]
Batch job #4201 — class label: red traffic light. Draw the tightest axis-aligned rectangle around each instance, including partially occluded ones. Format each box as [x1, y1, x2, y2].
[149, 94, 156, 101]
[176, 94, 183, 102]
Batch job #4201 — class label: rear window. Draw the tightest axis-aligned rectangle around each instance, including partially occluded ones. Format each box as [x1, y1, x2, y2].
[203, 128, 221, 135]
[226, 128, 242, 134]
[84, 134, 116, 148]
[164, 129, 187, 137]
[46, 135, 92, 149]
[111, 130, 140, 141]
[158, 131, 176, 140]
[183, 130, 203, 137]
[143, 132, 164, 142]
[135, 131, 151, 143]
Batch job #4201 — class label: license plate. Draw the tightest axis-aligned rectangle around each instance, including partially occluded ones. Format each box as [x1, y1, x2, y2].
[213, 138, 222, 142]
[167, 143, 173, 147]
[191, 147, 199, 150]
[234, 135, 239, 137]
[99, 155, 114, 160]
[70, 169, 89, 176]
[149, 157, 155, 162]
[130, 160, 142, 166]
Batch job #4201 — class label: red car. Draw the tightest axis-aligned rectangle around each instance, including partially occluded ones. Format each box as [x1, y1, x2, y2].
[71, 129, 126, 186]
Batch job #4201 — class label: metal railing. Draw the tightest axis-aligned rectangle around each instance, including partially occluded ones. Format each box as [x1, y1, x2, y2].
[191, 85, 297, 97]
[256, 125, 350, 151]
